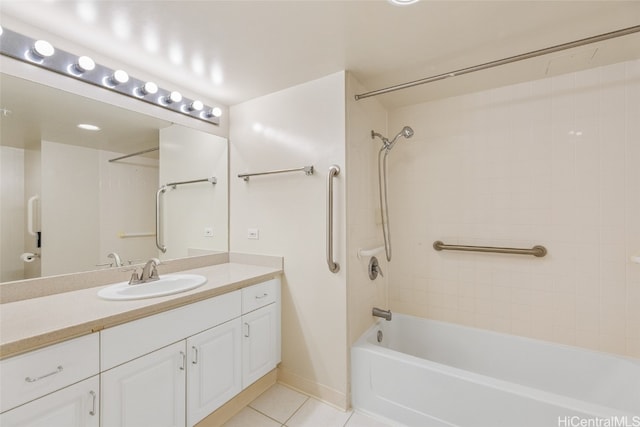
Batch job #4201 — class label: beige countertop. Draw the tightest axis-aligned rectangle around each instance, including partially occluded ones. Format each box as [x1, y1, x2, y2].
[0, 262, 282, 359]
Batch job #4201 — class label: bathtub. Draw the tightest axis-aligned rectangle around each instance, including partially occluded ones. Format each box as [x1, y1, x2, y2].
[351, 314, 640, 427]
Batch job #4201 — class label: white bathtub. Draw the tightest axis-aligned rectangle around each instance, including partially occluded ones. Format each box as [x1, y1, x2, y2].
[351, 314, 640, 427]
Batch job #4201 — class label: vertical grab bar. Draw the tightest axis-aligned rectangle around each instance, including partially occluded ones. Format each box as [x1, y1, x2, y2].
[27, 195, 39, 236]
[327, 165, 340, 273]
[155, 186, 168, 253]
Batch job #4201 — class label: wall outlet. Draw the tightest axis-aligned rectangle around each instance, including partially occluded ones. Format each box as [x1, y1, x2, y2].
[247, 228, 259, 240]
[204, 227, 214, 237]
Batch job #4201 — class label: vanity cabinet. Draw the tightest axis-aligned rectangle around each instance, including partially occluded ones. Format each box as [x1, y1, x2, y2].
[187, 318, 242, 426]
[0, 376, 99, 427]
[0, 333, 100, 426]
[241, 278, 281, 388]
[101, 341, 186, 427]
[101, 278, 280, 427]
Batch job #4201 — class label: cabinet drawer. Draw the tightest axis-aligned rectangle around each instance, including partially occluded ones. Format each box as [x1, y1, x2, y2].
[242, 278, 280, 314]
[0, 333, 99, 413]
[101, 290, 241, 371]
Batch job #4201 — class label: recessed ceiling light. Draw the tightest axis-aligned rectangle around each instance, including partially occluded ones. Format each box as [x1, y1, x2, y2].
[78, 123, 101, 131]
[389, 0, 419, 5]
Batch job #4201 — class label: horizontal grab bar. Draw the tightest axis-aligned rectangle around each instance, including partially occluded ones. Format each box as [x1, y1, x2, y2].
[238, 165, 314, 181]
[433, 241, 547, 257]
[165, 177, 216, 188]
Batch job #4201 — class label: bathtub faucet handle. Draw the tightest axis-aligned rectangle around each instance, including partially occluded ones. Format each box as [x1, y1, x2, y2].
[368, 256, 383, 280]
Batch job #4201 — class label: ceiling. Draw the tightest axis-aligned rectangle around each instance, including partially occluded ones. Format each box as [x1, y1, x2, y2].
[1, 1, 639, 109]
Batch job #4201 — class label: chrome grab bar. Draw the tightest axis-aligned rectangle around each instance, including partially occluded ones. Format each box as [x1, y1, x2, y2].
[433, 241, 547, 257]
[327, 165, 340, 273]
[238, 165, 314, 181]
[155, 177, 216, 253]
[155, 187, 168, 253]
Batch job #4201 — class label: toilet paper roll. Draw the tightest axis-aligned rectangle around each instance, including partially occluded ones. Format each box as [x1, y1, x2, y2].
[20, 252, 37, 263]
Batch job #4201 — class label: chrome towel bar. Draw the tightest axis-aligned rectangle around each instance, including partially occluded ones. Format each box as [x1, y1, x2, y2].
[433, 241, 547, 257]
[238, 165, 314, 181]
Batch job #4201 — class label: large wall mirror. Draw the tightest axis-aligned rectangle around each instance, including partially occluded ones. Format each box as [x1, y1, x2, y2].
[0, 72, 228, 283]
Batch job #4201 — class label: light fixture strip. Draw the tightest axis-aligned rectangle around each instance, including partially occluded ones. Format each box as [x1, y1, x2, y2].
[0, 28, 220, 126]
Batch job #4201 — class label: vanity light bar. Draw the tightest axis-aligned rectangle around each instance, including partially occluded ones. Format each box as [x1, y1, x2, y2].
[0, 27, 221, 126]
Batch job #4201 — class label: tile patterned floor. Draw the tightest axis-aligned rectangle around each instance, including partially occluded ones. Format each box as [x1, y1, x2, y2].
[222, 383, 396, 427]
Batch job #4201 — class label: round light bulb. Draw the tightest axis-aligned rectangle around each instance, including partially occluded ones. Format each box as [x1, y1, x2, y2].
[142, 81, 158, 95]
[210, 107, 222, 118]
[33, 40, 55, 58]
[169, 91, 182, 103]
[189, 100, 204, 111]
[75, 56, 95, 73]
[112, 69, 129, 84]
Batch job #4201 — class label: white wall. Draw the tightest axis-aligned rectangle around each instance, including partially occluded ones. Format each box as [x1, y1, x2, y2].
[99, 150, 159, 266]
[387, 59, 640, 358]
[159, 125, 228, 260]
[230, 72, 349, 408]
[345, 73, 389, 344]
[0, 146, 25, 282]
[41, 140, 100, 276]
[41, 141, 160, 275]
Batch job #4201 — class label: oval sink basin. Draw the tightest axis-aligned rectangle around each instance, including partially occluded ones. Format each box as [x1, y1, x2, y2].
[98, 274, 207, 301]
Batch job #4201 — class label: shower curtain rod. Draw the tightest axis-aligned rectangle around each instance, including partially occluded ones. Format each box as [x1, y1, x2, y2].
[354, 25, 640, 101]
[108, 147, 159, 162]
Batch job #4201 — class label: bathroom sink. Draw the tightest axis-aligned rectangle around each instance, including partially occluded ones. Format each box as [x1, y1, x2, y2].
[98, 274, 207, 301]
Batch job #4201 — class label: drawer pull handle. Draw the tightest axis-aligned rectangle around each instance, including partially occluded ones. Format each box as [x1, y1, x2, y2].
[179, 351, 186, 371]
[25, 365, 63, 383]
[244, 322, 250, 338]
[255, 293, 268, 299]
[89, 391, 97, 416]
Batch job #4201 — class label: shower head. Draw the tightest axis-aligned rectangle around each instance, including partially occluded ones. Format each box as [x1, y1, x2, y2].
[371, 125, 414, 150]
[400, 126, 414, 139]
[386, 125, 414, 150]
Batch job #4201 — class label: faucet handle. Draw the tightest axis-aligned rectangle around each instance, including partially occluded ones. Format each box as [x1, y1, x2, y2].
[128, 271, 141, 285]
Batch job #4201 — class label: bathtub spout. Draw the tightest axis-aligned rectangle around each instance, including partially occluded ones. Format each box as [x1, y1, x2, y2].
[372, 307, 392, 321]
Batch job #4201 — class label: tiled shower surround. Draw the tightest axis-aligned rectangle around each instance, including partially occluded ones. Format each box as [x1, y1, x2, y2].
[387, 59, 640, 358]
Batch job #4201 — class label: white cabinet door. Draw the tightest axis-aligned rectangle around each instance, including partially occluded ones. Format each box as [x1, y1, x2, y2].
[0, 376, 99, 427]
[101, 341, 186, 427]
[242, 303, 278, 388]
[187, 318, 242, 426]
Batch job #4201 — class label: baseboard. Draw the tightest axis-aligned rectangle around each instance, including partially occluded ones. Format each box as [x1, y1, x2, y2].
[277, 366, 349, 410]
[195, 369, 277, 427]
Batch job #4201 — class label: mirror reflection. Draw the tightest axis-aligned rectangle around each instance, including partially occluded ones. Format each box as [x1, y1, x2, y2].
[0, 73, 228, 283]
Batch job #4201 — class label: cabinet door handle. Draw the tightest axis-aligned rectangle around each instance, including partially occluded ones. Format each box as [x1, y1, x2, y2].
[89, 390, 97, 416]
[244, 322, 250, 338]
[192, 346, 198, 365]
[179, 351, 186, 370]
[255, 292, 268, 299]
[25, 365, 63, 383]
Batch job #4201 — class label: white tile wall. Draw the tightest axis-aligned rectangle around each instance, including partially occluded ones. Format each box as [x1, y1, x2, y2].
[387, 59, 640, 358]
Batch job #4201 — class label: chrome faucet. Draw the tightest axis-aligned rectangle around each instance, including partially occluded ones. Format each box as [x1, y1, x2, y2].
[140, 258, 161, 282]
[107, 252, 123, 268]
[128, 258, 161, 285]
[372, 307, 392, 321]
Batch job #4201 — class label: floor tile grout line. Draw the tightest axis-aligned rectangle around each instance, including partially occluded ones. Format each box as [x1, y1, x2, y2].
[244, 406, 285, 426]
[281, 395, 310, 425]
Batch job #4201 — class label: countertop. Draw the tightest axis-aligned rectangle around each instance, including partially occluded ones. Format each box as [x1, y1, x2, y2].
[0, 262, 282, 359]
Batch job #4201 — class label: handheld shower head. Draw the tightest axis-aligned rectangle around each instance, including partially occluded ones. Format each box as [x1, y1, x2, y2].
[386, 125, 414, 150]
[401, 126, 414, 138]
[371, 126, 414, 150]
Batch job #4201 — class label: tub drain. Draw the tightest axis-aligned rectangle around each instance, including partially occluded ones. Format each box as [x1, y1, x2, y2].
[377, 330, 383, 343]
